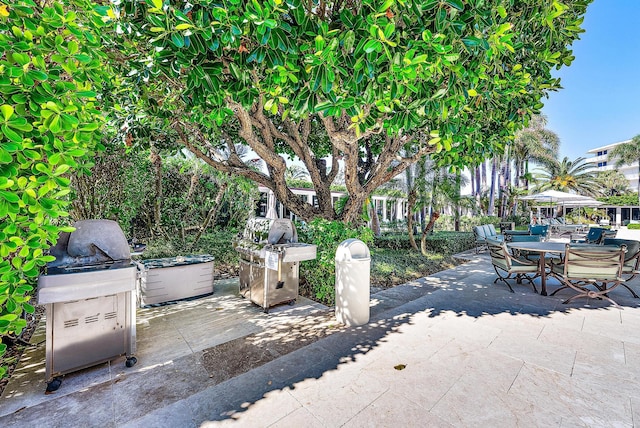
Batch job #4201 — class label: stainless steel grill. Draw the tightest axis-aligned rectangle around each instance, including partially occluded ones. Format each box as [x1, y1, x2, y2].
[37, 219, 138, 392]
[234, 217, 317, 313]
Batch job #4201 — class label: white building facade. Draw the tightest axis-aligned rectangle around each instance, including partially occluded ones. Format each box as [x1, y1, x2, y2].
[586, 139, 640, 225]
[587, 139, 637, 191]
[256, 185, 407, 223]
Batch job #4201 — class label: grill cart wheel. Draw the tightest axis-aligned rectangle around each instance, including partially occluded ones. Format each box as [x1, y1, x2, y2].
[46, 376, 63, 393]
[125, 357, 137, 368]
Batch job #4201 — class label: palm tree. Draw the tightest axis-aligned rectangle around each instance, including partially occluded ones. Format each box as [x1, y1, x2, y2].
[510, 115, 560, 189]
[595, 170, 631, 197]
[533, 156, 598, 197]
[284, 164, 310, 182]
[609, 134, 640, 205]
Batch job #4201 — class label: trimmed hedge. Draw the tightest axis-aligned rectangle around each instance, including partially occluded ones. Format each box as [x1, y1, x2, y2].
[374, 232, 475, 254]
[628, 224, 640, 230]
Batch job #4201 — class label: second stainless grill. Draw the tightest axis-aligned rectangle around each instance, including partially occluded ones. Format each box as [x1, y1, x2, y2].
[234, 218, 317, 313]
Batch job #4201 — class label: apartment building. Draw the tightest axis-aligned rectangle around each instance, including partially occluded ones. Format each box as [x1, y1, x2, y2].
[587, 139, 637, 191]
[586, 139, 640, 224]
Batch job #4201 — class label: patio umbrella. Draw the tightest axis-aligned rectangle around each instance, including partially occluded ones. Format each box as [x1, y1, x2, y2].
[265, 190, 278, 219]
[520, 190, 597, 220]
[519, 189, 594, 204]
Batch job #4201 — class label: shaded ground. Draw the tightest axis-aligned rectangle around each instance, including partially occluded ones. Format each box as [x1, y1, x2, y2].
[200, 310, 344, 385]
[0, 247, 465, 398]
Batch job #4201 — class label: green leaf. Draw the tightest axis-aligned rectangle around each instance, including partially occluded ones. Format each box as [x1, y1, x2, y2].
[74, 54, 92, 63]
[171, 33, 185, 48]
[363, 40, 381, 53]
[378, 0, 394, 13]
[0, 105, 14, 121]
[2, 124, 22, 143]
[76, 91, 97, 98]
[48, 115, 61, 133]
[0, 191, 19, 203]
[445, 0, 464, 11]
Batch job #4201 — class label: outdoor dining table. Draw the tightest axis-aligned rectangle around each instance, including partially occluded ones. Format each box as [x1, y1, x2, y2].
[506, 241, 567, 296]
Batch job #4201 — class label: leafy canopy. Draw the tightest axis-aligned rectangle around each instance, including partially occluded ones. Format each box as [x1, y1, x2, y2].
[108, 0, 591, 221]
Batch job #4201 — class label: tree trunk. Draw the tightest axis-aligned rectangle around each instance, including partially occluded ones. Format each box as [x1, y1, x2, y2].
[488, 157, 498, 216]
[454, 172, 461, 232]
[150, 145, 163, 235]
[637, 162, 640, 208]
[475, 165, 482, 215]
[191, 182, 228, 249]
[420, 212, 440, 256]
[406, 188, 419, 251]
[174, 103, 436, 224]
[370, 199, 381, 237]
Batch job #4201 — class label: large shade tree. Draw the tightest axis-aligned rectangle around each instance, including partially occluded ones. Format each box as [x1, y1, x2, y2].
[108, 0, 591, 223]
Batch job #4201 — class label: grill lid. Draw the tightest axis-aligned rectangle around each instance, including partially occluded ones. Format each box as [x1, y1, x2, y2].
[48, 219, 131, 268]
[238, 217, 298, 246]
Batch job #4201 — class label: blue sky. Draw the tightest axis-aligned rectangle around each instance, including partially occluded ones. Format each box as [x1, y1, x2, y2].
[541, 0, 640, 160]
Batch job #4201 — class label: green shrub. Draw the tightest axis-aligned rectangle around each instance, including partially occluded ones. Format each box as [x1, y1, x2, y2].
[628, 223, 640, 230]
[296, 219, 373, 306]
[0, 0, 111, 379]
[423, 232, 475, 254]
[373, 234, 414, 250]
[142, 231, 239, 268]
[374, 232, 474, 254]
[503, 214, 530, 227]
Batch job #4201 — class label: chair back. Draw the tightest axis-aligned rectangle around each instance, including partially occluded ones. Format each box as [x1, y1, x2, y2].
[563, 244, 626, 280]
[603, 238, 640, 268]
[584, 227, 610, 244]
[487, 238, 510, 270]
[499, 222, 515, 233]
[510, 234, 542, 243]
[529, 224, 548, 237]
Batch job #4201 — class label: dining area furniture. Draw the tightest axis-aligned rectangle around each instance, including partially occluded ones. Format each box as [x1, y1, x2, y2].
[570, 226, 616, 244]
[506, 241, 567, 296]
[503, 238, 635, 308]
[473, 224, 501, 253]
[548, 243, 627, 308]
[487, 238, 539, 293]
[602, 238, 640, 298]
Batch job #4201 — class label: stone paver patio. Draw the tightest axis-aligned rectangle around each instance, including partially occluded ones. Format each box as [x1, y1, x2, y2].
[2, 247, 640, 427]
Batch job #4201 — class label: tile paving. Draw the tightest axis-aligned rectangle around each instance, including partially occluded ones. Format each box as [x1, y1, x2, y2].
[2, 248, 640, 426]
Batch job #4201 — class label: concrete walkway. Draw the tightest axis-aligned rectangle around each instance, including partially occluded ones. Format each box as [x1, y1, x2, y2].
[3, 250, 640, 427]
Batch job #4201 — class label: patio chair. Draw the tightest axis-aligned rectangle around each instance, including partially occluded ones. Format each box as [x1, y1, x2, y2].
[473, 224, 500, 253]
[549, 243, 626, 308]
[509, 234, 542, 261]
[603, 238, 640, 298]
[503, 229, 530, 242]
[529, 225, 549, 241]
[570, 227, 614, 244]
[487, 238, 539, 293]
